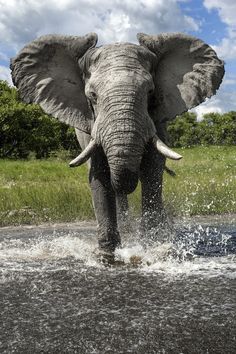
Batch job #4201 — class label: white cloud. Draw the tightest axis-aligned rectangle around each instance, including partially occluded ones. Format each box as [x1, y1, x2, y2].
[0, 0, 199, 49]
[204, 0, 236, 27]
[192, 98, 223, 120]
[0, 66, 13, 85]
[192, 68, 236, 119]
[191, 89, 236, 120]
[212, 37, 236, 60]
[223, 78, 236, 86]
[221, 73, 236, 87]
[204, 0, 236, 60]
[0, 51, 8, 62]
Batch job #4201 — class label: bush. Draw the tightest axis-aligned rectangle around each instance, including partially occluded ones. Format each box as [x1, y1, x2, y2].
[0, 81, 79, 158]
[167, 111, 236, 147]
[167, 112, 199, 147]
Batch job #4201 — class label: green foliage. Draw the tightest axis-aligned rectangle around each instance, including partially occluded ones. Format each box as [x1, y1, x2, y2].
[167, 112, 198, 147]
[198, 112, 236, 145]
[0, 80, 79, 158]
[168, 111, 236, 147]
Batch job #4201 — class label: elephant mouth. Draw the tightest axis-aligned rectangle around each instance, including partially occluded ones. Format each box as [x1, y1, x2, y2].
[111, 169, 139, 194]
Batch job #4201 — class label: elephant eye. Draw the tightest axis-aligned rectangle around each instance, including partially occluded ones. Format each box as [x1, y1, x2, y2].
[90, 91, 97, 104]
[148, 88, 154, 96]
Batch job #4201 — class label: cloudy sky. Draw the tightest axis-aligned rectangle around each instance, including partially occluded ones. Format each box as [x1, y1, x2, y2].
[0, 0, 235, 118]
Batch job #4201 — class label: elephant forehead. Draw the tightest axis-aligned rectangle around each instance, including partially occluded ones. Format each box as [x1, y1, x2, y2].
[90, 43, 155, 71]
[89, 66, 154, 94]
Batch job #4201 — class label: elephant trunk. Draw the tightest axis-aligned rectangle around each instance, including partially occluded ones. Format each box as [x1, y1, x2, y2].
[105, 135, 144, 194]
[93, 91, 154, 193]
[106, 139, 144, 194]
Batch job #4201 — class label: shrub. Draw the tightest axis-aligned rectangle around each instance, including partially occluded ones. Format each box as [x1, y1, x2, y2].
[168, 111, 236, 147]
[0, 80, 79, 158]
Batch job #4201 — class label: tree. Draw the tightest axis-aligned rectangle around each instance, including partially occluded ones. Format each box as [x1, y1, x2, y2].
[198, 112, 236, 145]
[168, 111, 236, 147]
[167, 112, 199, 147]
[0, 80, 79, 158]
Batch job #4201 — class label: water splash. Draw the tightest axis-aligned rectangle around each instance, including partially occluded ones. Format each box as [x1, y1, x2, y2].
[114, 222, 236, 277]
[0, 221, 235, 279]
[0, 232, 95, 262]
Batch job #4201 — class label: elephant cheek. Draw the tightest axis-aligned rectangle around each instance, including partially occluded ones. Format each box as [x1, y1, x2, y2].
[110, 168, 139, 194]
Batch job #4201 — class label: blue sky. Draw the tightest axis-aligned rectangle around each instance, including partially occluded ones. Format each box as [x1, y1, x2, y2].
[0, 0, 235, 118]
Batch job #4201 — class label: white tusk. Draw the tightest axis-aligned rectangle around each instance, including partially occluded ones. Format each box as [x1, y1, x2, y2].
[153, 135, 183, 160]
[69, 139, 97, 167]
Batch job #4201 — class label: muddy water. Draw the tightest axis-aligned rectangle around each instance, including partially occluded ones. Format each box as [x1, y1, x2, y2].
[0, 219, 235, 353]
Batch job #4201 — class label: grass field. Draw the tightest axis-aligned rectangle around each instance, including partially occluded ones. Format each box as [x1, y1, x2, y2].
[0, 146, 235, 226]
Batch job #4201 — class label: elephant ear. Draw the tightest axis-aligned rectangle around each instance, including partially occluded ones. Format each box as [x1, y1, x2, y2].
[137, 32, 224, 122]
[10, 33, 98, 133]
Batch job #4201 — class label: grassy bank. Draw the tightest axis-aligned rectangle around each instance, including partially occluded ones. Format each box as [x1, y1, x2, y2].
[0, 146, 235, 226]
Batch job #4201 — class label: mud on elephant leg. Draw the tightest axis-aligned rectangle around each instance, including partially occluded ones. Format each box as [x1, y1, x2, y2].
[89, 149, 121, 253]
[140, 144, 169, 238]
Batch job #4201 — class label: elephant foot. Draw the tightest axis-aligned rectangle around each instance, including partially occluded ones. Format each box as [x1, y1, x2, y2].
[94, 228, 121, 265]
[97, 227, 121, 253]
[95, 249, 116, 265]
[94, 247, 124, 266]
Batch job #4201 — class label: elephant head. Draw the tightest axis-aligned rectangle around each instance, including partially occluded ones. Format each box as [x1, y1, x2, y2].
[11, 32, 224, 193]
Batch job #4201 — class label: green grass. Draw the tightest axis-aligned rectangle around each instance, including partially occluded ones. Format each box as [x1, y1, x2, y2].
[0, 146, 235, 226]
[163, 146, 236, 216]
[0, 159, 94, 226]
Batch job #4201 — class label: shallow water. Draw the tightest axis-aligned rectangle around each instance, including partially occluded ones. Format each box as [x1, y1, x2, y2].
[0, 219, 235, 353]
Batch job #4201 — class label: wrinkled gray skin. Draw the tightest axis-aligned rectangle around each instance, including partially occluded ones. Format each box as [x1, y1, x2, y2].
[11, 32, 224, 253]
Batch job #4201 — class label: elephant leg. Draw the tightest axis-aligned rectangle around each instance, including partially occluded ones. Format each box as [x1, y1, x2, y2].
[89, 148, 121, 253]
[75, 129, 120, 253]
[140, 144, 167, 235]
[116, 193, 131, 233]
[116, 193, 128, 221]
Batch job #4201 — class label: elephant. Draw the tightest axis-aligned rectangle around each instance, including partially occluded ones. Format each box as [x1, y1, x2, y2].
[10, 32, 224, 255]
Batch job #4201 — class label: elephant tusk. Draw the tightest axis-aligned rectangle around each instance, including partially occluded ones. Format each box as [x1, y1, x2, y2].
[153, 135, 183, 160]
[69, 139, 97, 167]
